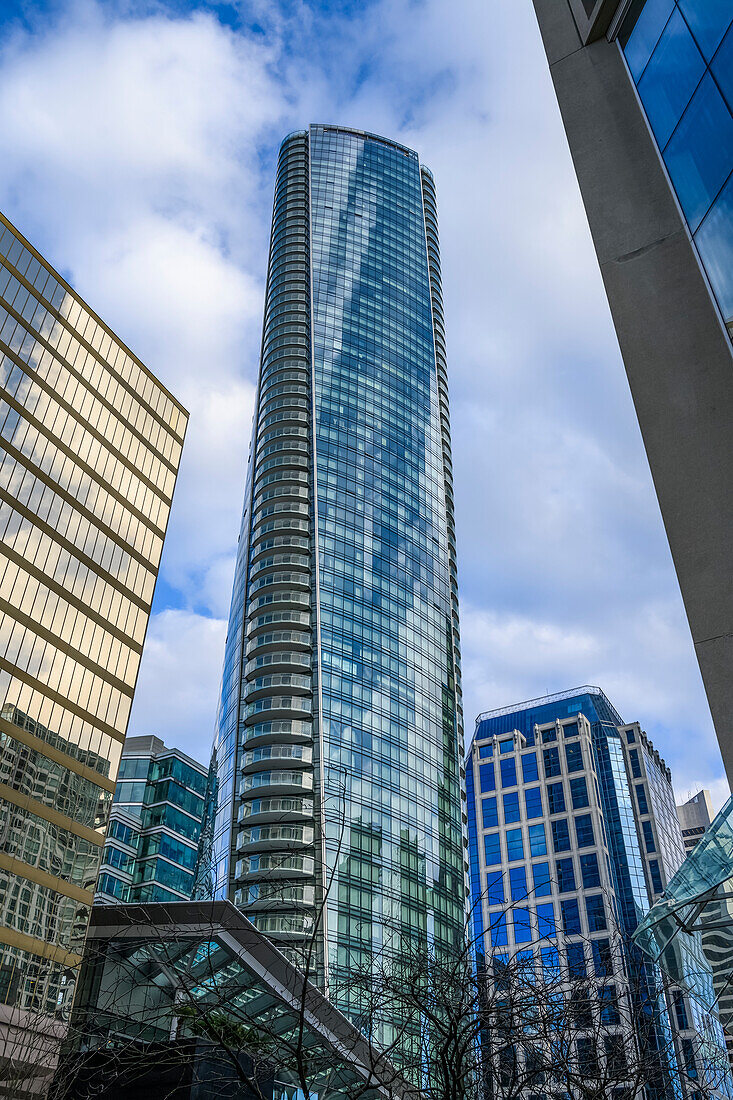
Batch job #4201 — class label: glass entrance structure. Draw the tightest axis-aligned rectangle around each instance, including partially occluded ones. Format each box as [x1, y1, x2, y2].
[195, 126, 467, 997]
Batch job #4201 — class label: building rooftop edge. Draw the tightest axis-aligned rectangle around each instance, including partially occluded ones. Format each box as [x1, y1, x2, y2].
[475, 685, 621, 727]
[0, 210, 189, 418]
[306, 123, 420, 160]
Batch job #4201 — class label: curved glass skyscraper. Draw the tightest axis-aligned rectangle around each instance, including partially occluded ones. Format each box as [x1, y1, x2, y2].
[197, 124, 466, 992]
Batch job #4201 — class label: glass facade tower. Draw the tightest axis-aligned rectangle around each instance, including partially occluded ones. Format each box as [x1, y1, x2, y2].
[197, 125, 466, 992]
[0, 212, 186, 1080]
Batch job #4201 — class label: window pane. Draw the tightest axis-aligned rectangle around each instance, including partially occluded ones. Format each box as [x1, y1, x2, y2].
[637, 10, 706, 146]
[621, 0, 675, 79]
[580, 852, 601, 889]
[713, 24, 733, 114]
[487, 870, 505, 904]
[500, 757, 517, 788]
[503, 791, 521, 824]
[506, 828, 524, 862]
[525, 787, 543, 819]
[556, 857, 576, 893]
[513, 908, 532, 944]
[548, 782, 566, 814]
[537, 902, 556, 939]
[695, 173, 733, 322]
[521, 752, 539, 783]
[532, 861, 552, 897]
[529, 823, 547, 857]
[479, 762, 495, 793]
[564, 741, 583, 772]
[551, 819, 571, 853]
[482, 797, 498, 829]
[678, 0, 732, 60]
[484, 832, 502, 866]
[510, 865, 528, 901]
[664, 74, 733, 230]
[570, 776, 590, 809]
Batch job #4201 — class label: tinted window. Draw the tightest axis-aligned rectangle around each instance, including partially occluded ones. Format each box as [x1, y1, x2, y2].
[664, 74, 733, 230]
[637, 10, 706, 146]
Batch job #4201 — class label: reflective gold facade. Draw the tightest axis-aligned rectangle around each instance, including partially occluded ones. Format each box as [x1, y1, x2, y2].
[0, 212, 187, 1028]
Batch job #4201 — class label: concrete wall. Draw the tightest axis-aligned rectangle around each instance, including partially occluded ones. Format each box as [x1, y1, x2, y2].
[531, 0, 733, 785]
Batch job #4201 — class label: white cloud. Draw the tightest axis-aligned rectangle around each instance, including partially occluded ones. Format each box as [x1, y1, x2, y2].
[129, 609, 227, 762]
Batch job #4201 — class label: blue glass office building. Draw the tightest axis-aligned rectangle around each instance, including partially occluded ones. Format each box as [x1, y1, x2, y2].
[196, 126, 466, 991]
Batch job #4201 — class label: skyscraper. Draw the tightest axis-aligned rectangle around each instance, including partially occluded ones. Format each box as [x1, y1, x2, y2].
[677, 789, 715, 854]
[95, 735, 206, 906]
[197, 125, 466, 994]
[0, 212, 186, 1085]
[529, 1, 733, 779]
[466, 686, 731, 1096]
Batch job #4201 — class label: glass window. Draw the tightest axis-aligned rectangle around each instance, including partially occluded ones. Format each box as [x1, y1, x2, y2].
[600, 986, 620, 1025]
[664, 74, 733, 231]
[580, 852, 601, 889]
[521, 752, 539, 783]
[629, 748, 642, 778]
[537, 902, 556, 939]
[621, 0, 675, 80]
[510, 865, 528, 901]
[678, 0, 731, 60]
[479, 762, 495, 793]
[636, 783, 649, 814]
[674, 990, 690, 1031]
[541, 726, 557, 743]
[561, 898, 582, 935]
[575, 814, 595, 848]
[543, 746, 561, 778]
[524, 787, 543, 819]
[569, 776, 590, 809]
[500, 757, 517, 788]
[490, 911, 508, 947]
[626, 727, 636, 743]
[513, 908, 532, 944]
[564, 741, 583, 772]
[695, 174, 733, 323]
[118, 757, 150, 781]
[532, 861, 552, 897]
[586, 894, 607, 932]
[506, 828, 524, 862]
[556, 857, 576, 893]
[547, 782, 566, 814]
[567, 941, 587, 979]
[482, 797, 498, 829]
[642, 819, 657, 852]
[551, 819, 571, 853]
[529, 823, 547, 857]
[484, 833, 502, 866]
[637, 10, 706, 146]
[649, 858, 664, 893]
[478, 743, 493, 758]
[592, 938, 614, 976]
[499, 739, 514, 753]
[713, 24, 733, 114]
[503, 791, 521, 824]
[486, 870, 505, 905]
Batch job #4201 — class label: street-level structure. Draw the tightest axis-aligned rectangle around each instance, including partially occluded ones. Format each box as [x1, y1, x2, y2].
[195, 125, 467, 1002]
[0, 212, 187, 1091]
[529, 0, 733, 780]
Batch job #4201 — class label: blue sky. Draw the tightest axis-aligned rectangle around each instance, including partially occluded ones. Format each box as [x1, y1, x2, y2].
[0, 0, 727, 807]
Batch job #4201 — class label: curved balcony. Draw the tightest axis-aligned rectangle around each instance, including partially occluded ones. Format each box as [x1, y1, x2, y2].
[241, 719, 313, 750]
[236, 823, 315, 851]
[244, 650, 311, 677]
[235, 884, 317, 911]
[249, 554, 311, 582]
[235, 853, 315, 879]
[242, 743, 313, 771]
[239, 911, 316, 938]
[239, 769, 314, 797]
[245, 629, 312, 657]
[244, 674, 312, 705]
[237, 795, 314, 825]
[243, 695, 313, 726]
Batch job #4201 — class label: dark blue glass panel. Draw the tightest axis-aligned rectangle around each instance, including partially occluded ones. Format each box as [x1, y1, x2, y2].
[695, 173, 733, 321]
[664, 73, 733, 230]
[482, 796, 498, 829]
[529, 823, 547, 857]
[506, 828, 524, 862]
[580, 852, 601, 888]
[509, 865, 528, 901]
[521, 752, 538, 782]
[551, 819, 571, 853]
[637, 10, 706, 147]
[479, 762, 495, 793]
[678, 0, 732, 60]
[575, 814, 595, 847]
[622, 0, 675, 79]
[500, 757, 517, 788]
[537, 902, 556, 939]
[486, 870, 504, 904]
[570, 776, 590, 809]
[561, 898, 582, 935]
[489, 911, 507, 947]
[503, 791, 520, 824]
[713, 24, 733, 113]
[524, 787, 543, 819]
[513, 908, 532, 944]
[484, 832, 502, 866]
[556, 857, 576, 892]
[532, 862, 552, 896]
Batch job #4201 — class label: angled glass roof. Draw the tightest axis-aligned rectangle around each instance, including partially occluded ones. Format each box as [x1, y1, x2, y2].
[634, 793, 733, 1029]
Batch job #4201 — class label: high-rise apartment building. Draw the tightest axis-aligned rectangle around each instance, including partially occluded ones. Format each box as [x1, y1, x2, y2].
[466, 687, 730, 1096]
[677, 789, 715, 854]
[0, 212, 186, 1083]
[95, 736, 206, 906]
[529, 1, 733, 779]
[196, 125, 466, 994]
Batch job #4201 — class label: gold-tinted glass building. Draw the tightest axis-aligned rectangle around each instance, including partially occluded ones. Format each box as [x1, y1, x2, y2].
[0, 212, 187, 1057]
